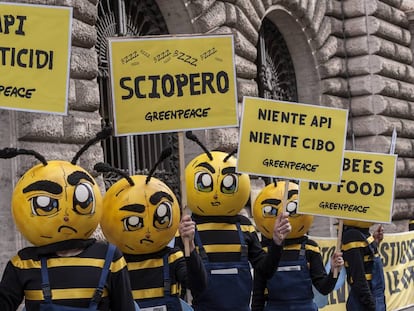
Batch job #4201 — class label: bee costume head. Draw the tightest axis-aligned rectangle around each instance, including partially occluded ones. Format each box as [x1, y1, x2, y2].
[96, 147, 181, 255]
[184, 131, 251, 216]
[253, 180, 313, 239]
[0, 127, 112, 246]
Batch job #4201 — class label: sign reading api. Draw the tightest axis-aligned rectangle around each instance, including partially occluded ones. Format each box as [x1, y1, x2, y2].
[299, 151, 397, 223]
[237, 97, 348, 183]
[0, 3, 72, 114]
[108, 34, 238, 136]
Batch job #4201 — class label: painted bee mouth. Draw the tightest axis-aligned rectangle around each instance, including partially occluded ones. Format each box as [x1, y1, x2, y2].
[140, 238, 154, 244]
[211, 201, 221, 206]
[58, 226, 78, 233]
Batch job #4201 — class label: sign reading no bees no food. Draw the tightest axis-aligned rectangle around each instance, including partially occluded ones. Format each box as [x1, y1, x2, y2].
[299, 150, 397, 223]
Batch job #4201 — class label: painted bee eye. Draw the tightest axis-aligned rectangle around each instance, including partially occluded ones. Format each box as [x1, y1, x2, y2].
[221, 174, 238, 194]
[195, 172, 213, 192]
[153, 202, 173, 229]
[286, 201, 298, 215]
[123, 216, 144, 231]
[262, 205, 278, 218]
[73, 183, 95, 215]
[31, 196, 59, 216]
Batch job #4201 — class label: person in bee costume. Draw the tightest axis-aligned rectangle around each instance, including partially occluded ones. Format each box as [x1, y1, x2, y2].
[95, 147, 207, 311]
[251, 180, 344, 311]
[178, 132, 291, 311]
[0, 128, 137, 311]
[341, 220, 385, 311]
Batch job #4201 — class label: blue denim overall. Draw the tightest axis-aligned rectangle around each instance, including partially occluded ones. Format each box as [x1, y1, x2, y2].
[193, 222, 252, 311]
[264, 241, 317, 311]
[38, 244, 115, 311]
[346, 236, 386, 311]
[138, 253, 187, 311]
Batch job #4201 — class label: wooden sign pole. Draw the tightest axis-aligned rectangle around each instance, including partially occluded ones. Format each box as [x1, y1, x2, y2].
[178, 132, 192, 304]
[334, 219, 344, 278]
[178, 132, 190, 257]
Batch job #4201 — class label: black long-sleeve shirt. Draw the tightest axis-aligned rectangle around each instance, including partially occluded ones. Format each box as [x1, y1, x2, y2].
[175, 214, 283, 307]
[0, 239, 136, 311]
[123, 246, 207, 305]
[177, 214, 283, 278]
[341, 226, 378, 311]
[252, 236, 337, 311]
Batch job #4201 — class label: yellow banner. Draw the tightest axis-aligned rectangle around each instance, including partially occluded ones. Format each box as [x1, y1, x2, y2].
[108, 34, 238, 136]
[299, 151, 397, 223]
[311, 231, 414, 311]
[237, 98, 348, 183]
[0, 3, 72, 114]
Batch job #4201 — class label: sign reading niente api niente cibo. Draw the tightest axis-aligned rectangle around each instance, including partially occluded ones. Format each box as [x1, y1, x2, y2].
[108, 34, 238, 136]
[237, 97, 348, 183]
[299, 150, 397, 224]
[0, 3, 72, 114]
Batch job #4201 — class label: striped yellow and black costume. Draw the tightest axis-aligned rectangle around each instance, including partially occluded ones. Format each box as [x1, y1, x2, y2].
[252, 236, 338, 310]
[0, 239, 135, 311]
[341, 226, 381, 311]
[175, 214, 283, 309]
[123, 246, 207, 306]
[185, 215, 282, 266]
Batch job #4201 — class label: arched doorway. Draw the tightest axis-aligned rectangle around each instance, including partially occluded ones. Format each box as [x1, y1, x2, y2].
[260, 8, 321, 106]
[257, 17, 298, 102]
[256, 16, 298, 188]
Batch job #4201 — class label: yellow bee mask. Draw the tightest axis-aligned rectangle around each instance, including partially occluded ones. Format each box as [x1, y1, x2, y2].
[185, 132, 251, 216]
[253, 181, 313, 239]
[12, 161, 102, 246]
[96, 148, 180, 255]
[1, 128, 111, 246]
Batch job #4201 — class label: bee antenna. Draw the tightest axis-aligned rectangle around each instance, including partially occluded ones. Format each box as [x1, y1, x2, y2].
[223, 149, 237, 162]
[185, 131, 213, 160]
[94, 162, 135, 186]
[0, 148, 48, 166]
[71, 126, 112, 165]
[146, 147, 172, 184]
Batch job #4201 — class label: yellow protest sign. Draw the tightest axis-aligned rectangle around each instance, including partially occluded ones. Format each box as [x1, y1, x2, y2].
[299, 151, 397, 223]
[0, 3, 72, 114]
[311, 231, 414, 311]
[108, 34, 238, 136]
[237, 97, 348, 183]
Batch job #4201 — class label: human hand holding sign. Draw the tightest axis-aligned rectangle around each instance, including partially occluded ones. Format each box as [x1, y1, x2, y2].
[330, 251, 344, 273]
[373, 224, 384, 245]
[272, 211, 291, 245]
[179, 214, 196, 252]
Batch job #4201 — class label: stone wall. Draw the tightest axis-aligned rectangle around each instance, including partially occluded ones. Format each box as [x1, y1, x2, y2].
[0, 0, 104, 273]
[0, 111, 15, 273]
[324, 0, 414, 223]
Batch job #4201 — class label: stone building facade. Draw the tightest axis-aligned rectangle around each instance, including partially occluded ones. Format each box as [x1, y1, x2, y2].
[2, 0, 414, 276]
